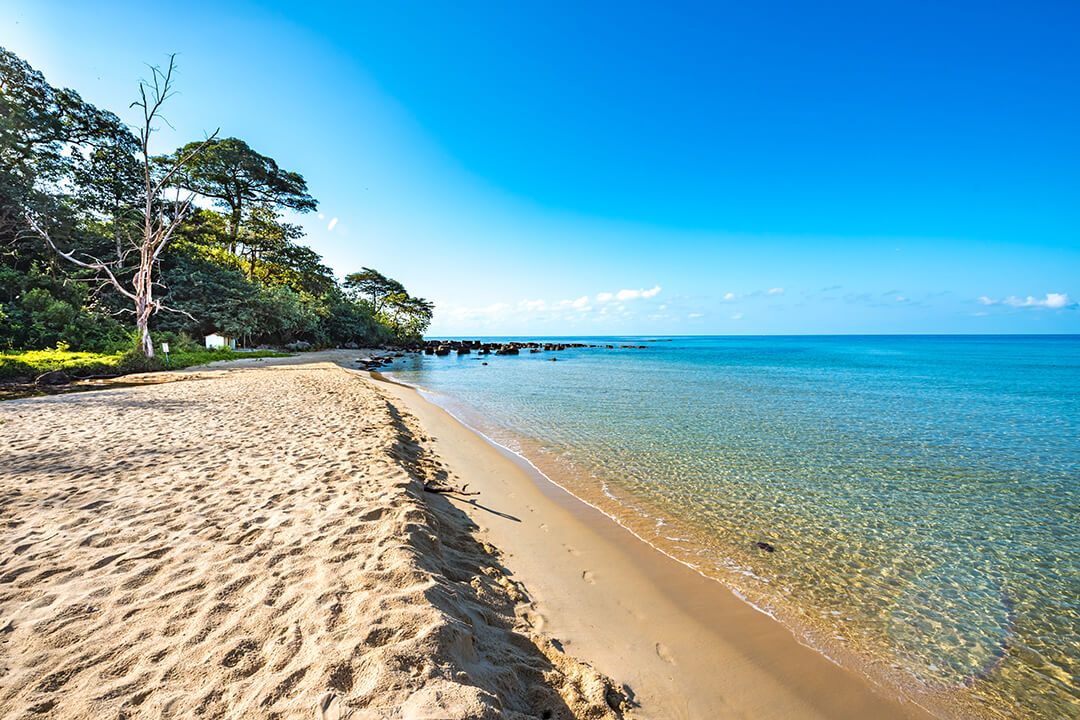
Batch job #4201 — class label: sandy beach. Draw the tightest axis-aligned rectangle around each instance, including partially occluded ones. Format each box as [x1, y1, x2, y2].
[1, 355, 936, 719]
[0, 360, 625, 719]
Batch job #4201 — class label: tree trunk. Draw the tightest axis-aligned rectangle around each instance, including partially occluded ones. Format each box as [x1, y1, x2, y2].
[138, 314, 154, 358]
[228, 205, 242, 255]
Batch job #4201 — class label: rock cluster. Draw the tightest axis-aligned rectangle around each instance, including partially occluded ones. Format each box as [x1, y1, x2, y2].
[352, 339, 656, 373]
[419, 340, 638, 357]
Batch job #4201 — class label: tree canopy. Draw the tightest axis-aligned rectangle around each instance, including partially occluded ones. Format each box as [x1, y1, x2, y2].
[165, 137, 317, 249]
[0, 47, 433, 354]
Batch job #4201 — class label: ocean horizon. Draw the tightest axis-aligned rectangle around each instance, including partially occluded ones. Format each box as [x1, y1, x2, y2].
[387, 334, 1080, 719]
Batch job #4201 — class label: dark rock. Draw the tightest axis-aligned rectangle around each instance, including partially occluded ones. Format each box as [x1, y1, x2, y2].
[35, 370, 70, 386]
[755, 541, 776, 552]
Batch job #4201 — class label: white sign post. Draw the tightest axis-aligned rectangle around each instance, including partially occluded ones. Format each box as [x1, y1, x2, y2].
[161, 342, 170, 365]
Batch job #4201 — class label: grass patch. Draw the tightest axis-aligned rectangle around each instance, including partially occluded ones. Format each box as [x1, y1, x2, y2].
[0, 347, 291, 381]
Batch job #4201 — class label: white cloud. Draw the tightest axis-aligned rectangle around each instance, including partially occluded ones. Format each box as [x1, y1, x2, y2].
[980, 293, 1070, 309]
[731, 313, 743, 320]
[896, 295, 906, 302]
[327, 217, 339, 231]
[720, 287, 785, 302]
[687, 312, 703, 318]
[614, 285, 662, 301]
[1004, 293, 1069, 309]
[443, 302, 512, 321]
[435, 284, 663, 330]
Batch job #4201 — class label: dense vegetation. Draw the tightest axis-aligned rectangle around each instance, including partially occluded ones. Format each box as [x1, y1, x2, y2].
[0, 47, 432, 362]
[0, 344, 290, 382]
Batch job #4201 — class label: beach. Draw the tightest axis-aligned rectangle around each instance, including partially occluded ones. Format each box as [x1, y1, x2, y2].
[1, 355, 935, 719]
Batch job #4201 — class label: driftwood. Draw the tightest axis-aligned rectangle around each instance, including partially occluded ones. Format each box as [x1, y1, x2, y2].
[423, 481, 479, 497]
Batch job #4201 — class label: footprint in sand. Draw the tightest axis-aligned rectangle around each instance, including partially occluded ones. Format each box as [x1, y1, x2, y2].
[581, 570, 595, 584]
[655, 642, 676, 665]
[317, 692, 343, 720]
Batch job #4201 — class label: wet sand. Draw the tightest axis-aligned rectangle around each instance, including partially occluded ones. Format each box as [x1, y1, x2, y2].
[1, 354, 938, 718]
[374, 367, 938, 720]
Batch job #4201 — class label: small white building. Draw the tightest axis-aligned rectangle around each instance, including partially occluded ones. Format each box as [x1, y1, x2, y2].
[204, 332, 237, 350]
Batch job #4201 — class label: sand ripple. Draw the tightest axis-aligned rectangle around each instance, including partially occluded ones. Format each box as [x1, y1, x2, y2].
[0, 363, 627, 719]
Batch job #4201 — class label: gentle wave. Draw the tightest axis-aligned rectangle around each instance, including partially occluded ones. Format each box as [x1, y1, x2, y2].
[387, 335, 1080, 719]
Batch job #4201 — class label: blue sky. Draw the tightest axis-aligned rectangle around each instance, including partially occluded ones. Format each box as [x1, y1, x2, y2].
[4, 1, 1078, 334]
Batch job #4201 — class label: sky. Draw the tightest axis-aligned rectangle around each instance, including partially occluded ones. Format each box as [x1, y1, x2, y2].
[3, 0, 1078, 335]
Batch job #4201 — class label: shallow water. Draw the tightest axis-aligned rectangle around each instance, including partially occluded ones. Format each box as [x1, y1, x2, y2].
[386, 336, 1080, 718]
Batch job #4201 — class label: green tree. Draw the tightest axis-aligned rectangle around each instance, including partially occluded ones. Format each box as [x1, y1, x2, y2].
[343, 267, 405, 314]
[165, 137, 316, 252]
[25, 55, 218, 357]
[236, 204, 301, 279]
[382, 292, 434, 340]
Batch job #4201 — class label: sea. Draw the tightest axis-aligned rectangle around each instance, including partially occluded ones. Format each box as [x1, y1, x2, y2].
[383, 335, 1080, 719]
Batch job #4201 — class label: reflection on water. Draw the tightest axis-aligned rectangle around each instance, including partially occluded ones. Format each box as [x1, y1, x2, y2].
[387, 336, 1080, 719]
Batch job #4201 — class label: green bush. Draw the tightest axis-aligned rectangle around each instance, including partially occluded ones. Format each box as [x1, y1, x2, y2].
[0, 345, 290, 380]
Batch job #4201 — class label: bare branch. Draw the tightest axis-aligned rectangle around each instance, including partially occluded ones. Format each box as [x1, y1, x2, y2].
[151, 129, 219, 197]
[25, 213, 137, 302]
[153, 300, 195, 321]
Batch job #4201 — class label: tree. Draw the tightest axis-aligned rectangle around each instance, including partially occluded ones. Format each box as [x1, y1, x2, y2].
[382, 292, 434, 340]
[25, 55, 218, 357]
[343, 267, 405, 314]
[166, 137, 316, 252]
[1, 45, 130, 242]
[237, 204, 302, 279]
[71, 118, 143, 257]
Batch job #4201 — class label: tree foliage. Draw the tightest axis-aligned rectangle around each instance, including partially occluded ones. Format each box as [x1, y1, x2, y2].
[165, 137, 317, 250]
[0, 47, 432, 353]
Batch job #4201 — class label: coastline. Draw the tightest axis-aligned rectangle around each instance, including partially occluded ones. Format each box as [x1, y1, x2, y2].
[370, 361, 939, 720]
[1, 353, 938, 718]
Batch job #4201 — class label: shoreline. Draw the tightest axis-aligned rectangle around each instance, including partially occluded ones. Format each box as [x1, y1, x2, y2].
[1, 353, 942, 718]
[0, 358, 628, 719]
[369, 361, 940, 719]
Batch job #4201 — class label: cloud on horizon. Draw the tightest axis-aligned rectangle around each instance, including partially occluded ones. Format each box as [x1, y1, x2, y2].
[436, 285, 663, 327]
[978, 292, 1071, 309]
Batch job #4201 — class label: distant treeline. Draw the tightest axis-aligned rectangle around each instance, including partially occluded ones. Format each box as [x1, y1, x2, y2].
[0, 47, 432, 353]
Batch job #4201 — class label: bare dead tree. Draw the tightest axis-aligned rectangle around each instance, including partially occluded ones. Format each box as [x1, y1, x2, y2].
[25, 55, 218, 358]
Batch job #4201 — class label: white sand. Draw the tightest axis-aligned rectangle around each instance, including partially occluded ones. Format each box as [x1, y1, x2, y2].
[0, 362, 628, 719]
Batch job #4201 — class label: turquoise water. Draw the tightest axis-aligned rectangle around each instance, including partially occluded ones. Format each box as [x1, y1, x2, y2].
[385, 336, 1080, 719]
